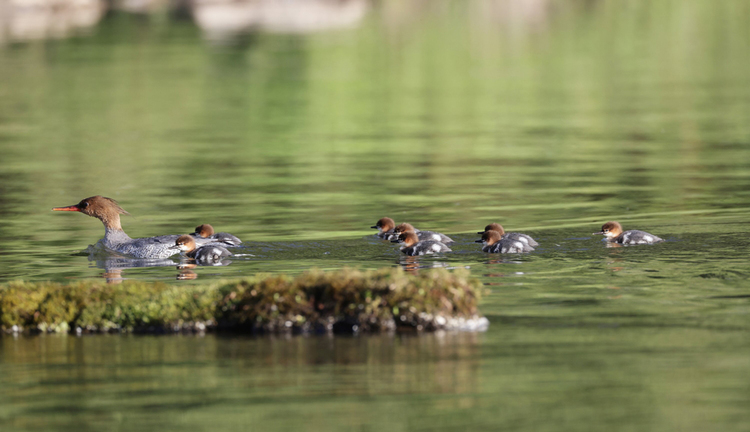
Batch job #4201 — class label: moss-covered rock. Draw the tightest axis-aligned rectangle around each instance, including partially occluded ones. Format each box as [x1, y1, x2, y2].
[0, 268, 487, 334]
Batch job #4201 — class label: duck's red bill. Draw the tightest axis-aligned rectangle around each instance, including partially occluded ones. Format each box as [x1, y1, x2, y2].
[52, 205, 80, 212]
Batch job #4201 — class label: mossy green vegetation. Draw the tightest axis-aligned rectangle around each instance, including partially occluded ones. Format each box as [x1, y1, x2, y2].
[0, 268, 486, 334]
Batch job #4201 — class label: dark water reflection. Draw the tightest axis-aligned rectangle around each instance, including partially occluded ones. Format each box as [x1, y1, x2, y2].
[1, 1, 750, 430]
[0, 333, 484, 430]
[2, 327, 749, 431]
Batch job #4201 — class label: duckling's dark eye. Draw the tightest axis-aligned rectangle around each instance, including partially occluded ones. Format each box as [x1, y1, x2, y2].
[79, 201, 89, 209]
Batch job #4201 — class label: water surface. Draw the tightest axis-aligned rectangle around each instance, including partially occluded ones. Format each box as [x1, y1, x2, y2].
[1, 1, 749, 430]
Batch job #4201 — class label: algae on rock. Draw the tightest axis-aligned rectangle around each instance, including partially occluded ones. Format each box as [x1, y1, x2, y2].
[0, 268, 487, 334]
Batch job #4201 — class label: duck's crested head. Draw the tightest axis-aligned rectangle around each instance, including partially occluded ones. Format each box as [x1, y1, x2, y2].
[394, 230, 419, 247]
[194, 224, 215, 238]
[393, 222, 416, 234]
[174, 234, 197, 252]
[53, 195, 129, 230]
[478, 223, 504, 235]
[476, 230, 502, 245]
[371, 217, 395, 232]
[594, 221, 623, 238]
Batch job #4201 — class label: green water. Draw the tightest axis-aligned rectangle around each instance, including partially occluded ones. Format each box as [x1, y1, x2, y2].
[1, 1, 750, 430]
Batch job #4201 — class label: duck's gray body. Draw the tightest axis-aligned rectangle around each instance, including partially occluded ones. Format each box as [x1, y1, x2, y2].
[483, 238, 535, 254]
[188, 244, 233, 263]
[415, 230, 454, 244]
[193, 231, 242, 246]
[102, 229, 234, 259]
[400, 240, 452, 256]
[100, 230, 181, 259]
[376, 231, 399, 241]
[503, 232, 538, 247]
[609, 230, 663, 245]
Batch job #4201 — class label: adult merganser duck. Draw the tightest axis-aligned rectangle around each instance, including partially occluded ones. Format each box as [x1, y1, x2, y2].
[52, 196, 237, 259]
[478, 223, 538, 247]
[371, 217, 399, 240]
[593, 221, 663, 245]
[393, 223, 454, 244]
[391, 231, 451, 256]
[476, 230, 535, 253]
[172, 235, 232, 264]
[193, 224, 242, 246]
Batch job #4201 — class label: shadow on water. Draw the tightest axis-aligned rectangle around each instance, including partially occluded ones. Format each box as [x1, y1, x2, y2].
[84, 247, 239, 282]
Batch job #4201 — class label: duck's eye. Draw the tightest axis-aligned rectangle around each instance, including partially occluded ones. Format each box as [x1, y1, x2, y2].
[604, 229, 609, 233]
[79, 201, 89, 209]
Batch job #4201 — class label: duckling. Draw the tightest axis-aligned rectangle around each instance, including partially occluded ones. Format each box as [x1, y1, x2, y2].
[593, 221, 663, 245]
[392, 231, 451, 256]
[478, 223, 538, 247]
[193, 223, 242, 246]
[172, 235, 232, 264]
[371, 217, 399, 240]
[476, 230, 534, 253]
[393, 223, 453, 244]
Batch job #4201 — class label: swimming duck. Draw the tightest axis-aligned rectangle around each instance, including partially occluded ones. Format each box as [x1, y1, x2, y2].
[593, 221, 663, 245]
[193, 223, 242, 246]
[53, 196, 239, 259]
[393, 223, 453, 244]
[475, 230, 535, 253]
[478, 223, 538, 247]
[371, 217, 399, 240]
[392, 231, 451, 256]
[172, 234, 232, 263]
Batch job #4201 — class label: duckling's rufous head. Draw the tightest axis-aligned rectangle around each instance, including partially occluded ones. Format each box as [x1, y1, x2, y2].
[594, 221, 623, 239]
[371, 217, 395, 232]
[52, 195, 130, 231]
[478, 223, 505, 235]
[475, 230, 502, 246]
[392, 231, 419, 247]
[194, 224, 215, 238]
[172, 235, 197, 252]
[393, 223, 416, 234]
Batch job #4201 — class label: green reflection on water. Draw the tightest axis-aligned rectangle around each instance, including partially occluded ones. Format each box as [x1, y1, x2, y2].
[1, 328, 749, 432]
[1, 1, 750, 431]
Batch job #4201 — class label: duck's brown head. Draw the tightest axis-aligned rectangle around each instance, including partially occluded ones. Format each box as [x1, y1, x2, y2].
[371, 217, 395, 232]
[593, 221, 623, 239]
[478, 223, 504, 235]
[52, 196, 130, 230]
[393, 223, 416, 234]
[194, 224, 215, 238]
[475, 230, 502, 246]
[392, 231, 419, 247]
[172, 234, 197, 252]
